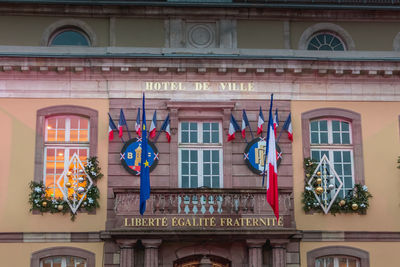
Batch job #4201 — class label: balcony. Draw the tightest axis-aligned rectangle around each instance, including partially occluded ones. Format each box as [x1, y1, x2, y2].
[109, 188, 296, 235]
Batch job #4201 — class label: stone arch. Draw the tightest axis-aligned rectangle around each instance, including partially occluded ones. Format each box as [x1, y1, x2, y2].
[31, 246, 95, 267]
[307, 246, 369, 267]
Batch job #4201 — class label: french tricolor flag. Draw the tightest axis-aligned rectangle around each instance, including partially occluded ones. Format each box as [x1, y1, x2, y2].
[282, 112, 293, 142]
[108, 113, 118, 141]
[273, 108, 279, 138]
[149, 110, 157, 139]
[118, 109, 128, 138]
[257, 107, 264, 135]
[227, 114, 240, 142]
[160, 114, 171, 143]
[262, 94, 279, 221]
[241, 109, 250, 139]
[135, 108, 141, 137]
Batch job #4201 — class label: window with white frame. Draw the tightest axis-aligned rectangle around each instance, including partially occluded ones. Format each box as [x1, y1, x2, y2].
[316, 256, 360, 267]
[44, 115, 90, 197]
[178, 121, 223, 188]
[310, 119, 354, 198]
[40, 256, 87, 267]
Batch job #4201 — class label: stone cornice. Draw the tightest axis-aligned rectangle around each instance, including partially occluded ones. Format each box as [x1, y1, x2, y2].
[1, 3, 400, 21]
[2, 47, 400, 77]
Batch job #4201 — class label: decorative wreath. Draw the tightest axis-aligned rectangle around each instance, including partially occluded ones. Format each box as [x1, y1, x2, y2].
[29, 157, 103, 220]
[302, 158, 372, 215]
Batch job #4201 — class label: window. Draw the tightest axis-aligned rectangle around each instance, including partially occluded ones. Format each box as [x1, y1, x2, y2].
[178, 121, 223, 188]
[50, 29, 90, 46]
[34, 106, 98, 189]
[301, 108, 364, 187]
[31, 247, 95, 267]
[307, 33, 345, 51]
[310, 119, 353, 197]
[44, 115, 90, 197]
[41, 256, 86, 267]
[41, 19, 97, 46]
[307, 246, 369, 267]
[298, 23, 355, 50]
[316, 256, 359, 267]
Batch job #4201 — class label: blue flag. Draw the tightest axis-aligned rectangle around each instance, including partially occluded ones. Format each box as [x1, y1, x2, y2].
[140, 94, 150, 215]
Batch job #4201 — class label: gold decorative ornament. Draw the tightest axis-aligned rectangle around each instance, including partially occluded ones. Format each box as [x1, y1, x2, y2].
[339, 200, 346, 207]
[42, 202, 47, 207]
[57, 205, 64, 211]
[65, 182, 71, 188]
[67, 171, 72, 177]
[351, 203, 359, 210]
[315, 186, 324, 194]
[306, 174, 311, 178]
[316, 171, 321, 176]
[316, 178, 322, 185]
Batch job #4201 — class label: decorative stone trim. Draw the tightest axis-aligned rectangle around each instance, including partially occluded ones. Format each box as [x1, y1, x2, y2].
[298, 23, 355, 50]
[41, 19, 97, 46]
[31, 246, 95, 267]
[34, 105, 98, 182]
[301, 108, 364, 184]
[307, 246, 369, 267]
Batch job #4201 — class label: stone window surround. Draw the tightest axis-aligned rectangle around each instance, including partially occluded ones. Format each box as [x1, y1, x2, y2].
[34, 105, 98, 183]
[41, 19, 97, 46]
[307, 246, 369, 267]
[30, 246, 95, 267]
[301, 107, 364, 184]
[298, 23, 355, 51]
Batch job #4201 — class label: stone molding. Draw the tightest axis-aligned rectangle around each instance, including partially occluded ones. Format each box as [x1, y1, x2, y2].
[30, 246, 95, 267]
[298, 23, 355, 50]
[306, 246, 369, 267]
[301, 108, 364, 184]
[40, 18, 97, 46]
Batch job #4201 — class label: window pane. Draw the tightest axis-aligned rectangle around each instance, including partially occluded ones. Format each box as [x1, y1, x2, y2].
[203, 123, 210, 130]
[190, 150, 197, 162]
[204, 164, 210, 175]
[190, 176, 198, 188]
[332, 120, 340, 131]
[182, 176, 189, 188]
[181, 122, 188, 130]
[182, 150, 189, 161]
[212, 176, 219, 188]
[311, 133, 319, 144]
[343, 151, 351, 162]
[203, 131, 210, 143]
[310, 121, 318, 131]
[47, 130, 56, 141]
[332, 132, 341, 144]
[190, 122, 197, 131]
[344, 177, 353, 188]
[70, 117, 79, 129]
[190, 131, 197, 143]
[203, 150, 210, 162]
[342, 133, 350, 144]
[320, 133, 328, 143]
[211, 122, 219, 131]
[212, 163, 219, 175]
[190, 163, 198, 175]
[182, 163, 189, 175]
[341, 121, 349, 131]
[212, 150, 219, 162]
[80, 130, 89, 142]
[333, 151, 342, 162]
[319, 120, 328, 131]
[70, 130, 79, 141]
[181, 131, 189, 143]
[343, 164, 352, 175]
[51, 30, 90, 46]
[211, 131, 219, 143]
[204, 176, 211, 188]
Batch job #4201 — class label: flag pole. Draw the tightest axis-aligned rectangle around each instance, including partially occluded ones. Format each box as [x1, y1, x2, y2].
[122, 108, 132, 140]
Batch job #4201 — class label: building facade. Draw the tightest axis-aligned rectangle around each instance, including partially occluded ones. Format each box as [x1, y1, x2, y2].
[0, 1, 400, 266]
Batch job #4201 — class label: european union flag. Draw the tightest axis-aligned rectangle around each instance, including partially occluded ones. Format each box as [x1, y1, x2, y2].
[140, 93, 150, 215]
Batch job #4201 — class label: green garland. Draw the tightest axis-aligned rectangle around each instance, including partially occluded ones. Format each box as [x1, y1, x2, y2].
[302, 158, 372, 215]
[29, 157, 103, 220]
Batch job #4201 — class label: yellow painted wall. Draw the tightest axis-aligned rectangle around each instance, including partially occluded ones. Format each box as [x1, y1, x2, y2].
[237, 20, 284, 49]
[292, 101, 400, 231]
[301, 242, 400, 267]
[0, 99, 109, 232]
[0, 243, 104, 267]
[291, 21, 400, 51]
[115, 18, 165, 47]
[0, 16, 109, 46]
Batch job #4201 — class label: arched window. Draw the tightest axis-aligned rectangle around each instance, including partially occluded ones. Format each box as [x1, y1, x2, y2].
[307, 246, 369, 267]
[301, 108, 364, 186]
[34, 106, 98, 187]
[49, 28, 90, 46]
[307, 32, 346, 51]
[31, 247, 95, 267]
[41, 19, 97, 47]
[298, 23, 355, 51]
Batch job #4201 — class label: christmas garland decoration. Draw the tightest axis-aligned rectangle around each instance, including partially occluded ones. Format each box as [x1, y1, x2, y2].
[302, 158, 372, 215]
[29, 157, 103, 220]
